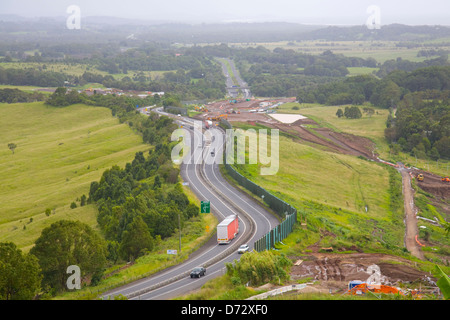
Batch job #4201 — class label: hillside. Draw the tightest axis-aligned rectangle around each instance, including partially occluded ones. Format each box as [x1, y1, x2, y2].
[0, 102, 149, 251]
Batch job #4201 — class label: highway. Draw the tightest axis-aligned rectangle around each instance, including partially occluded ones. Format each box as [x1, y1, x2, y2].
[218, 58, 252, 99]
[102, 112, 278, 300]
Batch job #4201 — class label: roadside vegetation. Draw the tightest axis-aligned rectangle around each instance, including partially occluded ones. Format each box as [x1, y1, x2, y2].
[0, 90, 215, 299]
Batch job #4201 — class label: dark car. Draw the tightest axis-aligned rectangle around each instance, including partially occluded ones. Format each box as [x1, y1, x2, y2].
[190, 267, 206, 278]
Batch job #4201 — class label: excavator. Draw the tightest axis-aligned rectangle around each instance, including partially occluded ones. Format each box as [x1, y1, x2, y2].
[417, 173, 424, 182]
[442, 176, 450, 183]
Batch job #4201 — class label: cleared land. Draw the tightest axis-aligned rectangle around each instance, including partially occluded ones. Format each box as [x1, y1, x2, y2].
[0, 102, 149, 251]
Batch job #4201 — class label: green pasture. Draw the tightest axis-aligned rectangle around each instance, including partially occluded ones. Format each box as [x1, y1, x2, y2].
[0, 102, 149, 251]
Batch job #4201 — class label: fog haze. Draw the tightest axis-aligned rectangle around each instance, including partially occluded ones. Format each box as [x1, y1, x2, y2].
[1, 0, 449, 25]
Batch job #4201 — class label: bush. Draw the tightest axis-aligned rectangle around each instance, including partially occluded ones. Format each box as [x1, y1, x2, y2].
[226, 251, 292, 286]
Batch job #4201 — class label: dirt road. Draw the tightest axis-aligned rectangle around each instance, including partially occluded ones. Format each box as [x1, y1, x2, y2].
[398, 166, 426, 260]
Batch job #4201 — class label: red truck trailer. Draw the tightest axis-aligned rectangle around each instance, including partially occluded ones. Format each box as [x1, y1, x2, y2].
[217, 215, 239, 244]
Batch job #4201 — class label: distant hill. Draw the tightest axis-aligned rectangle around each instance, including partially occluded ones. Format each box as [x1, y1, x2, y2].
[0, 15, 449, 44]
[296, 24, 450, 41]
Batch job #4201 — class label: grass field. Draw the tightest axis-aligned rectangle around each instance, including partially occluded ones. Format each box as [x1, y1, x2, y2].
[225, 40, 448, 63]
[232, 126, 392, 220]
[276, 102, 390, 156]
[276, 102, 450, 176]
[228, 124, 405, 262]
[0, 102, 150, 251]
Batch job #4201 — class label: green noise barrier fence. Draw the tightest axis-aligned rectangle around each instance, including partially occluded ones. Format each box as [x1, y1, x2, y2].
[220, 119, 297, 252]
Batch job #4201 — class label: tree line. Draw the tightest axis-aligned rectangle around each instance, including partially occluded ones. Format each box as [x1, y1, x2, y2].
[297, 65, 450, 108]
[0, 88, 202, 298]
[0, 88, 45, 103]
[385, 90, 450, 159]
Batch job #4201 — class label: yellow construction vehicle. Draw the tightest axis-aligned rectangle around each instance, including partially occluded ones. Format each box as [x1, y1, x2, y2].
[417, 174, 424, 181]
[207, 114, 228, 122]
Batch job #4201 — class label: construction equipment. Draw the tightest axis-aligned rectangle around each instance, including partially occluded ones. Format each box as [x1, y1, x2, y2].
[207, 114, 228, 122]
[442, 176, 450, 183]
[347, 282, 404, 296]
[417, 173, 424, 181]
[194, 105, 209, 112]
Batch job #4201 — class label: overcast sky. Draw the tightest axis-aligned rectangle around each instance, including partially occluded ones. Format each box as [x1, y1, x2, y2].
[1, 0, 449, 25]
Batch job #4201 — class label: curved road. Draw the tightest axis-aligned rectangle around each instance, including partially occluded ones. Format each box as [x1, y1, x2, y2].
[102, 115, 278, 300]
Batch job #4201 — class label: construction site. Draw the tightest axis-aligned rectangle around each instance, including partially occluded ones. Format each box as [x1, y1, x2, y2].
[190, 97, 449, 299]
[193, 97, 378, 160]
[193, 97, 449, 212]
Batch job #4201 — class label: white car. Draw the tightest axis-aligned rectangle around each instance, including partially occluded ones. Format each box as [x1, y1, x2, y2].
[237, 244, 249, 254]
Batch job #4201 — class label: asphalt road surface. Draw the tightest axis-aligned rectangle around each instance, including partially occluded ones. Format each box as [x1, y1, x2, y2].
[102, 115, 278, 300]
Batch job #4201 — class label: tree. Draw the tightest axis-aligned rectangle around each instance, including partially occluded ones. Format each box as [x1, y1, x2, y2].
[363, 107, 375, 118]
[30, 220, 107, 293]
[344, 106, 362, 119]
[0, 242, 42, 300]
[80, 194, 87, 207]
[7, 143, 17, 154]
[336, 108, 344, 118]
[435, 136, 450, 159]
[152, 174, 161, 189]
[226, 250, 292, 286]
[370, 80, 402, 108]
[429, 147, 440, 161]
[119, 216, 154, 261]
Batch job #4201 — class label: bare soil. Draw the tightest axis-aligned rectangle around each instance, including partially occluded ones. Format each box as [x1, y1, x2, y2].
[288, 252, 437, 294]
[200, 98, 377, 160]
[411, 168, 450, 201]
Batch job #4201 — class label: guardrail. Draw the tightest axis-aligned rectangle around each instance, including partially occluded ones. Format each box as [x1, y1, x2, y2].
[123, 130, 257, 299]
[220, 119, 298, 252]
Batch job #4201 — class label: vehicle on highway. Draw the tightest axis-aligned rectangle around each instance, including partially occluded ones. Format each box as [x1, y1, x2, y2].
[217, 215, 239, 244]
[237, 244, 249, 254]
[190, 267, 206, 278]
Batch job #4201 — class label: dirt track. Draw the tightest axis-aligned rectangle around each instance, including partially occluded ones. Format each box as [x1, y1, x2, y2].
[399, 167, 426, 260]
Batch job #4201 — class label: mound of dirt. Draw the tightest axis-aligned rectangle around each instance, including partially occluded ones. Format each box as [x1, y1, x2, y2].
[201, 98, 377, 160]
[263, 119, 376, 160]
[413, 169, 450, 200]
[290, 253, 436, 291]
[410, 168, 450, 219]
